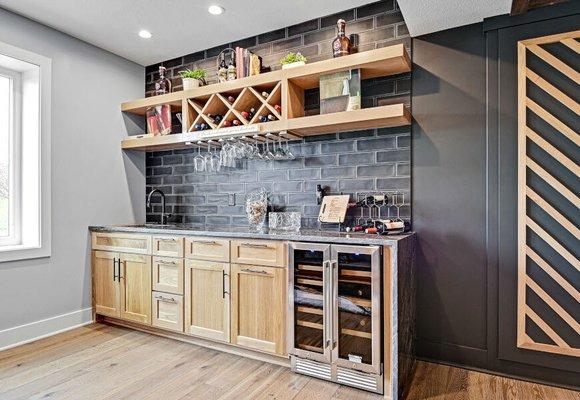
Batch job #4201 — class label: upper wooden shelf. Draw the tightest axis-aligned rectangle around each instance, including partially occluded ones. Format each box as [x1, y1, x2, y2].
[121, 44, 412, 151]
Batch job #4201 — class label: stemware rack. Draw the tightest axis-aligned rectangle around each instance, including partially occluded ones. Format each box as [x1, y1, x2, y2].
[121, 44, 412, 151]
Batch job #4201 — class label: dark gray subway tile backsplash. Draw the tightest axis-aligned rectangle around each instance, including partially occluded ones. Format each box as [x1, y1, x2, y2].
[145, 0, 411, 228]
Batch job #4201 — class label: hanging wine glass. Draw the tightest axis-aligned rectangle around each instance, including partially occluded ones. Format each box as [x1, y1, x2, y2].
[194, 141, 206, 172]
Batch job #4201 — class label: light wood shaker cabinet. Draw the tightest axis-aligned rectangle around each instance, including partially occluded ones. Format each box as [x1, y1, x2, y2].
[152, 292, 184, 332]
[184, 259, 230, 342]
[230, 264, 286, 355]
[152, 235, 184, 258]
[185, 237, 230, 262]
[119, 253, 152, 324]
[231, 239, 286, 267]
[93, 251, 121, 318]
[92, 232, 151, 254]
[152, 256, 184, 295]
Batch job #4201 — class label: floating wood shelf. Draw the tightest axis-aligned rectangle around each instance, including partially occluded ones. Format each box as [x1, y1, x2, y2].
[121, 44, 412, 151]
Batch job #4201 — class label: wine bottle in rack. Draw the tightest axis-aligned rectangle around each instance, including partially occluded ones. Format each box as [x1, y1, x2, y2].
[232, 119, 241, 126]
[222, 120, 232, 127]
[261, 91, 269, 99]
[227, 95, 236, 103]
[274, 104, 281, 113]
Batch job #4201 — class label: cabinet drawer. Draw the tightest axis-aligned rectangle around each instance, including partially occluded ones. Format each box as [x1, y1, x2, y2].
[152, 257, 184, 295]
[152, 292, 184, 332]
[152, 235, 184, 258]
[185, 237, 230, 262]
[231, 240, 286, 267]
[92, 232, 151, 255]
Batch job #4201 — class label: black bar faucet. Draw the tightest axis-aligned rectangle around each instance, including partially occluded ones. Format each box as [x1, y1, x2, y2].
[147, 188, 171, 225]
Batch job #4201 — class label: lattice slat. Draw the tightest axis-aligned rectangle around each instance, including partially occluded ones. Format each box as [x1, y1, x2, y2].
[517, 30, 580, 358]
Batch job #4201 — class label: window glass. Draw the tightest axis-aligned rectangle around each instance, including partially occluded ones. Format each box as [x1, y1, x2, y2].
[0, 75, 10, 238]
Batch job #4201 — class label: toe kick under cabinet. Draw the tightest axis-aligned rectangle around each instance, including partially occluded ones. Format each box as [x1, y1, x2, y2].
[90, 229, 415, 399]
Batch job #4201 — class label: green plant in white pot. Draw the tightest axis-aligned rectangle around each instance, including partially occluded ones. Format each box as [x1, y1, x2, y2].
[179, 68, 207, 90]
[280, 52, 307, 69]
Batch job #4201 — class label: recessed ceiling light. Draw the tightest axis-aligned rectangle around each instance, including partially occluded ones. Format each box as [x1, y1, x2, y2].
[208, 5, 225, 15]
[138, 30, 152, 39]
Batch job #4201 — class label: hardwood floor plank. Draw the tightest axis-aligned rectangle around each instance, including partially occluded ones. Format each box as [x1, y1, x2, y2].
[0, 329, 143, 393]
[0, 324, 577, 400]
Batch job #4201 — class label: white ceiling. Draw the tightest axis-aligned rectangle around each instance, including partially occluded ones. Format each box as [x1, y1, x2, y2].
[0, 0, 376, 66]
[0, 0, 512, 66]
[398, 0, 511, 37]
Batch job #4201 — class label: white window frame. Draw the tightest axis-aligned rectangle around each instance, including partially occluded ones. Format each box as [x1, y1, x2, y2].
[0, 41, 51, 262]
[0, 66, 22, 246]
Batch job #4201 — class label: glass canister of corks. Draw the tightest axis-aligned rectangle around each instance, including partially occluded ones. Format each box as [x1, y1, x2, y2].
[246, 189, 268, 230]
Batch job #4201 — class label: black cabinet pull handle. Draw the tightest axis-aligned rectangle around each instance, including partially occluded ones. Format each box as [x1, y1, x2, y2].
[112, 258, 116, 281]
[222, 270, 228, 299]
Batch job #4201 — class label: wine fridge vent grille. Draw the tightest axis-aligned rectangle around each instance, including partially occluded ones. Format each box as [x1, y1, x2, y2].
[294, 358, 332, 380]
[336, 367, 379, 392]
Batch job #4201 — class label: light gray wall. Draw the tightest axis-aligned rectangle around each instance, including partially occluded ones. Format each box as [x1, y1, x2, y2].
[0, 8, 145, 331]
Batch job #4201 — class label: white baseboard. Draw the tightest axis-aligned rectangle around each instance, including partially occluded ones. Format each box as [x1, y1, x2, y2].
[0, 307, 93, 351]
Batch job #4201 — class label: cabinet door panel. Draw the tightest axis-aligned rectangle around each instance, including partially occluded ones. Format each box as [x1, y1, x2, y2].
[231, 264, 286, 355]
[92, 232, 151, 254]
[152, 236, 184, 258]
[184, 260, 230, 342]
[120, 253, 152, 324]
[152, 257, 184, 295]
[231, 240, 285, 267]
[93, 251, 120, 318]
[185, 237, 230, 262]
[152, 292, 184, 332]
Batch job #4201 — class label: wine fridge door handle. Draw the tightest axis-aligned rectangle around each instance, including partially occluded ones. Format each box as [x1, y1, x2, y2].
[324, 260, 331, 349]
[331, 260, 338, 349]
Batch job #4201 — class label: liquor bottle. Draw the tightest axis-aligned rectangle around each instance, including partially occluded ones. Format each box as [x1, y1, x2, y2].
[332, 19, 350, 58]
[155, 66, 172, 95]
[218, 56, 227, 83]
[227, 60, 236, 81]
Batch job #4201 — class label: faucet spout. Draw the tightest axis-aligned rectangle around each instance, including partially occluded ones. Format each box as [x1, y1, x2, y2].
[147, 188, 171, 225]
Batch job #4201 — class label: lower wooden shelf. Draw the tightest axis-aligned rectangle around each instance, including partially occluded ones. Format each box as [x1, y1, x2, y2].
[286, 104, 410, 136]
[121, 104, 410, 151]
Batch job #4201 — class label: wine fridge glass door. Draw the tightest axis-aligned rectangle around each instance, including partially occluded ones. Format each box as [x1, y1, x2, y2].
[288, 242, 332, 364]
[331, 245, 381, 374]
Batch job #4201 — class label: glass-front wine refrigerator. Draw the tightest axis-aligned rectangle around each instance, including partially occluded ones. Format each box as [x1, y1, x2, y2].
[288, 242, 383, 394]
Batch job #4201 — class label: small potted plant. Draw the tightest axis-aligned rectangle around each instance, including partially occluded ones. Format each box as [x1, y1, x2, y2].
[178, 68, 207, 90]
[280, 52, 307, 69]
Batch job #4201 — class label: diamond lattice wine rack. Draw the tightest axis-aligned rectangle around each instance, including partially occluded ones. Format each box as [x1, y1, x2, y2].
[121, 44, 412, 151]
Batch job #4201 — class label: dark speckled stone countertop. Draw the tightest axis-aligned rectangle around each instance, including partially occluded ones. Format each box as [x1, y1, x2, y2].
[89, 224, 415, 247]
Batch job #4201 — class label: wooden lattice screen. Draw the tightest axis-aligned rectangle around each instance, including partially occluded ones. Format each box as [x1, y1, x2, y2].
[517, 30, 580, 357]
